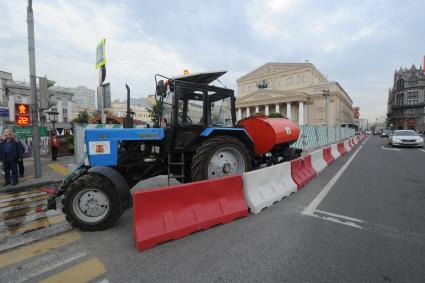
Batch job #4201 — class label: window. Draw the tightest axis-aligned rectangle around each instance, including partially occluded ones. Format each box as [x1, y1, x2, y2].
[210, 96, 232, 127]
[406, 92, 418, 105]
[397, 93, 404, 106]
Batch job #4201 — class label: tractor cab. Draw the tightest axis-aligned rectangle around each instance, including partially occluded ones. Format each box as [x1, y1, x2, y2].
[156, 71, 236, 151]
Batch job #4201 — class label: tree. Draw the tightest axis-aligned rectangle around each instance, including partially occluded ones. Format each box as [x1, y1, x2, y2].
[147, 100, 161, 123]
[72, 110, 90, 124]
[268, 112, 284, 118]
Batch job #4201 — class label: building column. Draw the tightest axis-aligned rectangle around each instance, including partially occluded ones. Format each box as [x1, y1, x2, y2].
[57, 100, 63, 123]
[275, 103, 280, 114]
[286, 102, 292, 120]
[246, 107, 250, 117]
[298, 101, 304, 125]
[265, 105, 269, 116]
[8, 94, 14, 121]
[255, 106, 259, 113]
[237, 108, 242, 121]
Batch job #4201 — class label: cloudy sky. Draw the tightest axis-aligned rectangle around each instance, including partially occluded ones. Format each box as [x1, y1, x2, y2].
[1, 0, 424, 121]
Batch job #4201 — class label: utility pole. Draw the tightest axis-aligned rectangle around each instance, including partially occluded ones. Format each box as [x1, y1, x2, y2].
[27, 0, 41, 178]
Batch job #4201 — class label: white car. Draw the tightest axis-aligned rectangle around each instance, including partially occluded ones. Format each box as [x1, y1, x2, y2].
[389, 130, 424, 148]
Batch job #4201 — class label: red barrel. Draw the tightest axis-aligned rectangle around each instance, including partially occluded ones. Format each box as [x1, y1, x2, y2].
[237, 115, 300, 154]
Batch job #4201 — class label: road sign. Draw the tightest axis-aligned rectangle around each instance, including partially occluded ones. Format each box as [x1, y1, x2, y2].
[97, 83, 111, 110]
[12, 126, 48, 139]
[96, 38, 106, 69]
[0, 107, 9, 117]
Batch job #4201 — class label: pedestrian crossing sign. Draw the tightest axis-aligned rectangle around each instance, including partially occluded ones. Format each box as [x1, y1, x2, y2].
[95, 38, 106, 69]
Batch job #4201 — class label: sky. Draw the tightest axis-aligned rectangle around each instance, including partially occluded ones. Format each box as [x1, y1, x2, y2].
[0, 0, 424, 122]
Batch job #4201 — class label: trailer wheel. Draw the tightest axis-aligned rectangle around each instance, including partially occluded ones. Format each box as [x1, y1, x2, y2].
[62, 173, 122, 231]
[282, 147, 301, 162]
[191, 136, 252, 181]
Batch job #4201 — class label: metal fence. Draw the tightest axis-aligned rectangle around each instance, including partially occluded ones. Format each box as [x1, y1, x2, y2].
[290, 125, 355, 151]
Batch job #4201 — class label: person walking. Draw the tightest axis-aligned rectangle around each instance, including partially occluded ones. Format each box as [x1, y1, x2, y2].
[16, 135, 28, 177]
[0, 130, 24, 186]
[51, 132, 59, 161]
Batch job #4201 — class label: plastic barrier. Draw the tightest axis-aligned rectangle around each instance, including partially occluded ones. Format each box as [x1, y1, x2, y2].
[291, 155, 317, 189]
[133, 175, 248, 251]
[242, 162, 297, 214]
[330, 144, 341, 159]
[310, 149, 327, 174]
[337, 142, 346, 155]
[344, 139, 352, 152]
[322, 146, 335, 164]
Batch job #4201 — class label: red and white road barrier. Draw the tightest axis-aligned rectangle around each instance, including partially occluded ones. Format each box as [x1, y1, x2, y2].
[310, 149, 327, 174]
[330, 143, 341, 159]
[242, 161, 297, 214]
[132, 135, 361, 251]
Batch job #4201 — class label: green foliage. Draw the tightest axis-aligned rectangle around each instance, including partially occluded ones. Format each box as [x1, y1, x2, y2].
[72, 110, 90, 124]
[268, 112, 284, 118]
[147, 100, 161, 122]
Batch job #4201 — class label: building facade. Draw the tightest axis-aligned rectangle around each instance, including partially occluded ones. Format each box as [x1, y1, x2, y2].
[71, 86, 96, 113]
[387, 65, 425, 131]
[107, 101, 151, 123]
[235, 63, 354, 126]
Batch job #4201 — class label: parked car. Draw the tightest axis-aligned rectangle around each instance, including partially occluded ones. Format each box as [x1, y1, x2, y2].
[381, 130, 392, 137]
[388, 130, 424, 148]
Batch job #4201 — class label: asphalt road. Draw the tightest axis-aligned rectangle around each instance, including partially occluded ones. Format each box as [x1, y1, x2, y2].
[2, 135, 425, 282]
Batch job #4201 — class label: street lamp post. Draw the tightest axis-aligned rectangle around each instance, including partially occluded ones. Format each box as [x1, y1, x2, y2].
[47, 110, 59, 133]
[322, 89, 330, 144]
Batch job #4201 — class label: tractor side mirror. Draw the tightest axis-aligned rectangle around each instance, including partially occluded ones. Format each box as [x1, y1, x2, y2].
[156, 80, 167, 98]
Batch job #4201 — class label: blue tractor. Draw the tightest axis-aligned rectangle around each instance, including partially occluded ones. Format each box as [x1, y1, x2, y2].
[49, 71, 301, 230]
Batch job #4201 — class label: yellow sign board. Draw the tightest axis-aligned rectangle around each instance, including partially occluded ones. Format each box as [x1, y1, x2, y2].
[95, 38, 106, 69]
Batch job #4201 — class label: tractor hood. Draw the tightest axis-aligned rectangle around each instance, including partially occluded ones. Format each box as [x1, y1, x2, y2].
[171, 71, 227, 85]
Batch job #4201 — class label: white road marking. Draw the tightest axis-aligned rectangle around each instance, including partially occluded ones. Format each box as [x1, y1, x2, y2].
[303, 136, 368, 215]
[418, 148, 425, 153]
[304, 212, 364, 229]
[381, 146, 400, 151]
[0, 245, 86, 283]
[314, 209, 364, 223]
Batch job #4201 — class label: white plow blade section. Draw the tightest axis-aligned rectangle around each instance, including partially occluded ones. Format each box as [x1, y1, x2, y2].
[310, 150, 327, 174]
[330, 144, 341, 160]
[344, 139, 352, 152]
[242, 161, 297, 214]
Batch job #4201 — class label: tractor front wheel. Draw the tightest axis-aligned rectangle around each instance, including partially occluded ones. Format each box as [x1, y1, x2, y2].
[62, 173, 123, 231]
[191, 136, 252, 181]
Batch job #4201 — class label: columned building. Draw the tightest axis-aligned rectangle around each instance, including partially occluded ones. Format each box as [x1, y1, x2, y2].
[387, 64, 425, 131]
[236, 63, 354, 126]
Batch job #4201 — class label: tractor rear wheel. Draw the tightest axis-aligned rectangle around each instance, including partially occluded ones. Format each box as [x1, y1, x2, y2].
[191, 136, 251, 181]
[62, 173, 123, 231]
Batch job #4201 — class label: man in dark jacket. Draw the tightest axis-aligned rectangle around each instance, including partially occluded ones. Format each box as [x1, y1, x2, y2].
[0, 130, 24, 186]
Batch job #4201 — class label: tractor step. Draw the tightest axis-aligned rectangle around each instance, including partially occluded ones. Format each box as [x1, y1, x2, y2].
[167, 152, 185, 185]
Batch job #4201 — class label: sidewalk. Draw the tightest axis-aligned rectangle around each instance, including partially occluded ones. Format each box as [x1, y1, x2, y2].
[0, 155, 75, 193]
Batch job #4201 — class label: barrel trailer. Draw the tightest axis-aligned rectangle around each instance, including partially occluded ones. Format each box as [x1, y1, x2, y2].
[46, 71, 301, 231]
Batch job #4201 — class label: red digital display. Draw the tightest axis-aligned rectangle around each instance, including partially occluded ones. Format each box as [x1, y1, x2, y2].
[17, 116, 30, 125]
[15, 103, 30, 125]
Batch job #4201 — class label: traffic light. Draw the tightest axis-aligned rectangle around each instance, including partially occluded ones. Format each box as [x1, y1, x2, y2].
[39, 77, 57, 110]
[15, 103, 30, 125]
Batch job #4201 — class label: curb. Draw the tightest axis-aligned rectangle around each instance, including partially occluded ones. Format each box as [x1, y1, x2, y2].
[0, 178, 63, 194]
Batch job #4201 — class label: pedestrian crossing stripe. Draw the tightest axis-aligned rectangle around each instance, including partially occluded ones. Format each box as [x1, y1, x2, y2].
[40, 257, 107, 283]
[48, 163, 68, 176]
[0, 230, 80, 268]
[0, 189, 41, 199]
[0, 194, 48, 208]
[2, 214, 65, 236]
